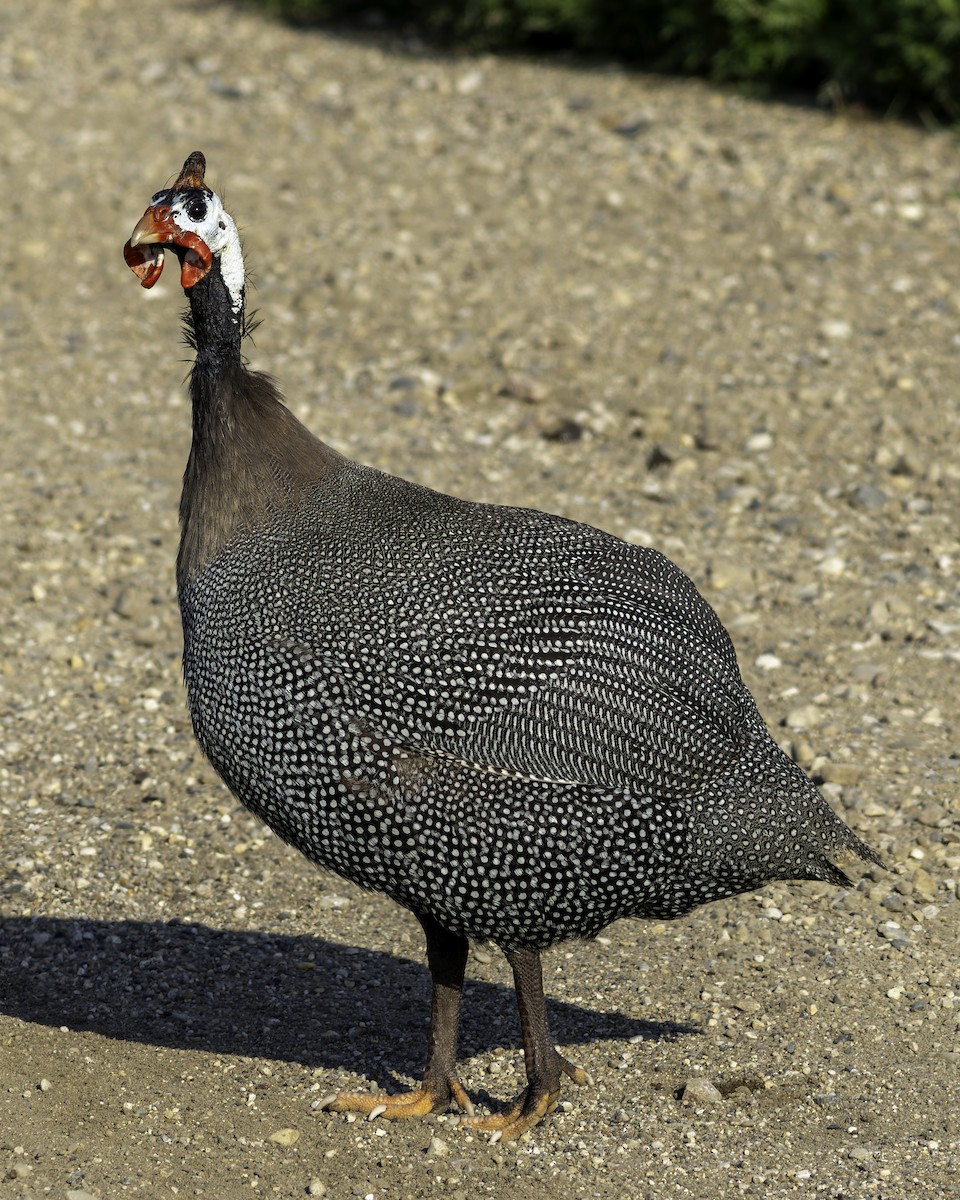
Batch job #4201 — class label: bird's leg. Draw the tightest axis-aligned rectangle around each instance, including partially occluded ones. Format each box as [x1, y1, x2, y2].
[319, 913, 474, 1121]
[460, 946, 591, 1142]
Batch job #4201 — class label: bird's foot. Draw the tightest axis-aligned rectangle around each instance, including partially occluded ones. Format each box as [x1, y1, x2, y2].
[459, 1086, 559, 1142]
[318, 1074, 475, 1122]
[459, 1052, 591, 1142]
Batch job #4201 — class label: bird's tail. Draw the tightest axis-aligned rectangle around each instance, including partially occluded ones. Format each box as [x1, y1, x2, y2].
[779, 753, 885, 886]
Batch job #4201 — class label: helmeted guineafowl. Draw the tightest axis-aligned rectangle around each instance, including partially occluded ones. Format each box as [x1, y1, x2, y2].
[124, 152, 881, 1141]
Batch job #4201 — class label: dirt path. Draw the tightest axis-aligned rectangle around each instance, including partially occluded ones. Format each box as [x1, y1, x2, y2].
[1, 2, 958, 1196]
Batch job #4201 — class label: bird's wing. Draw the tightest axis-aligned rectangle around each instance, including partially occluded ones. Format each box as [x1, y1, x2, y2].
[298, 503, 751, 796]
[345, 589, 744, 795]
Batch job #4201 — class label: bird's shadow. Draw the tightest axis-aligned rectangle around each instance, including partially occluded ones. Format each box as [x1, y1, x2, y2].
[0, 916, 694, 1093]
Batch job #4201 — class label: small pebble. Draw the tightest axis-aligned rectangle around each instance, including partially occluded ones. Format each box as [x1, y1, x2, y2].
[731, 997, 761, 1014]
[848, 484, 887, 510]
[306, 1180, 327, 1197]
[818, 555, 847, 576]
[269, 1127, 301, 1146]
[426, 1135, 450, 1157]
[786, 704, 823, 731]
[858, 799, 890, 818]
[818, 760, 861, 786]
[681, 1077, 724, 1105]
[455, 68, 484, 95]
[746, 431, 774, 452]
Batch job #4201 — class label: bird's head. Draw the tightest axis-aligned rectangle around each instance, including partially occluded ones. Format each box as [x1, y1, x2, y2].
[124, 151, 243, 306]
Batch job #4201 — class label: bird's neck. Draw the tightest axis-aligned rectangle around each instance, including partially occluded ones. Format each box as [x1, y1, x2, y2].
[185, 257, 245, 374]
[177, 259, 342, 588]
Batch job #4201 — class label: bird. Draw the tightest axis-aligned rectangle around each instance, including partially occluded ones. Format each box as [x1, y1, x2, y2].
[123, 151, 881, 1141]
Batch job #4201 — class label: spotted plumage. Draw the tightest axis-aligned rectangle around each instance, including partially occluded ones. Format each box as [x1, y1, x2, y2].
[182, 475, 861, 947]
[125, 152, 880, 1141]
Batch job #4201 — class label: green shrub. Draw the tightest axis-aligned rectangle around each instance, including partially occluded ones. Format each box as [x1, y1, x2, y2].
[262, 0, 960, 121]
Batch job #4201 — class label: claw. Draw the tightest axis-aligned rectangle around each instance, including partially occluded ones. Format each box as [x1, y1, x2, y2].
[367, 1104, 387, 1121]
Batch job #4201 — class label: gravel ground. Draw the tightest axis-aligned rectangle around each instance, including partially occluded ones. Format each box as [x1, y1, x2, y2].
[2, 1, 959, 1197]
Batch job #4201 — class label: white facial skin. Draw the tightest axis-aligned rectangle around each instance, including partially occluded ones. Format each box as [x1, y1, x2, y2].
[153, 186, 245, 311]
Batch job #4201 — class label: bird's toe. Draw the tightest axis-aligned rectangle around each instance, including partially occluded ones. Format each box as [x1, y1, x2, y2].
[557, 1051, 592, 1088]
[459, 1086, 560, 1142]
[318, 1075, 473, 1122]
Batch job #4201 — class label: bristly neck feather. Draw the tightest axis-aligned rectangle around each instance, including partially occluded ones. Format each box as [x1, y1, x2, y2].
[183, 255, 247, 374]
[177, 257, 342, 588]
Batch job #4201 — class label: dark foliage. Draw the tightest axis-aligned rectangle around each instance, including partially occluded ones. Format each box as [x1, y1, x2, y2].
[256, 0, 960, 121]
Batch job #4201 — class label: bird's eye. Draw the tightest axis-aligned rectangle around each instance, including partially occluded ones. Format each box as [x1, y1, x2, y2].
[185, 195, 208, 222]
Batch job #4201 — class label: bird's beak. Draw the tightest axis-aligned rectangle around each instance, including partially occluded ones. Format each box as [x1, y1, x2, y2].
[123, 204, 213, 290]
